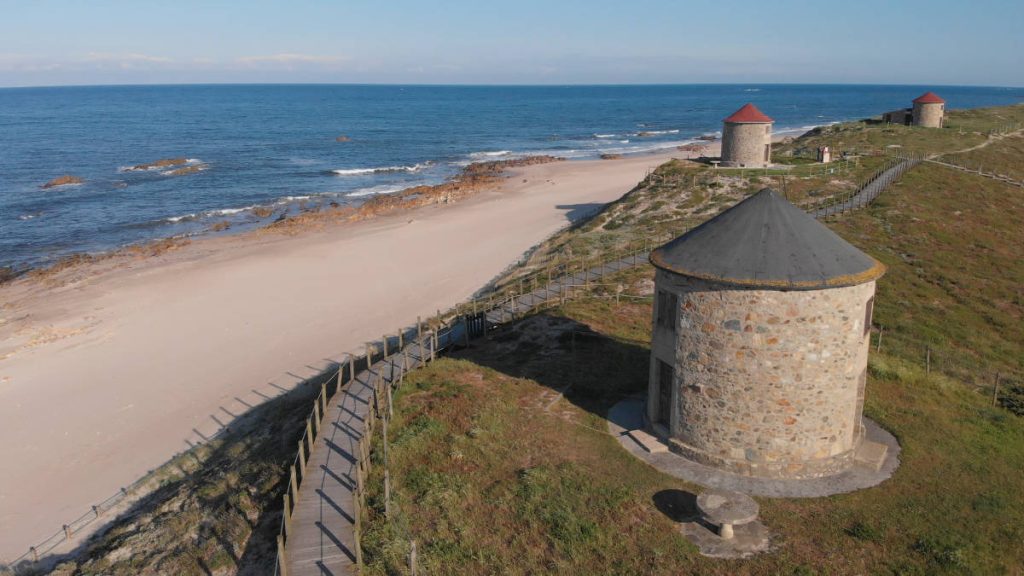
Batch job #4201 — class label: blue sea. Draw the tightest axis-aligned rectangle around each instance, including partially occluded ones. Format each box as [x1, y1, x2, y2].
[1, 84, 1022, 270]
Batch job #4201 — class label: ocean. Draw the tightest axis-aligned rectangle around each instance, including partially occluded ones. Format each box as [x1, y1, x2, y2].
[2, 83, 1022, 270]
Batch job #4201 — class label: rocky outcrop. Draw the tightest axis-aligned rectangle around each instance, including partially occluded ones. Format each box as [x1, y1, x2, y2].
[600, 153, 623, 160]
[677, 143, 706, 153]
[263, 156, 564, 235]
[124, 158, 189, 172]
[163, 164, 207, 176]
[41, 175, 84, 189]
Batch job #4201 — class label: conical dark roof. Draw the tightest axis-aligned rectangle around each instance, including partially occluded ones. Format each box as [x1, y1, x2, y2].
[650, 189, 885, 290]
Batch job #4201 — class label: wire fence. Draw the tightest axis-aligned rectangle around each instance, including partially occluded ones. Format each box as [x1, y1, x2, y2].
[943, 121, 1022, 137]
[871, 325, 1024, 413]
[924, 157, 1024, 188]
[805, 156, 921, 218]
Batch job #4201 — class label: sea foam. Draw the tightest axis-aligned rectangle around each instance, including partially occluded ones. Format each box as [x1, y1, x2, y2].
[331, 162, 432, 176]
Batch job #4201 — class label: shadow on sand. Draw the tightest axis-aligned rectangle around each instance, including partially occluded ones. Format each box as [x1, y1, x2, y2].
[5, 366, 345, 575]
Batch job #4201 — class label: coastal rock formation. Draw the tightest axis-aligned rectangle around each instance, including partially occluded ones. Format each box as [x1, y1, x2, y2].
[263, 155, 564, 234]
[600, 153, 624, 160]
[41, 175, 84, 189]
[163, 164, 207, 176]
[124, 158, 189, 172]
[336, 135, 352, 142]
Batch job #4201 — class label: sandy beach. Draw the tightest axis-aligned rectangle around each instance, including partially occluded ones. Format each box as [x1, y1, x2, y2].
[0, 148, 707, 559]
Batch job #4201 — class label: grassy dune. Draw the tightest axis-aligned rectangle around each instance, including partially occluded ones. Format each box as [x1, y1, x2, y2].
[363, 109, 1024, 575]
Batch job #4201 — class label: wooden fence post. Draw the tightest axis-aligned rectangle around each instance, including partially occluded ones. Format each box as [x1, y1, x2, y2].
[350, 355, 356, 385]
[357, 444, 365, 495]
[384, 469, 391, 519]
[277, 535, 289, 576]
[289, 464, 299, 503]
[383, 334, 389, 358]
[926, 347, 931, 374]
[417, 316, 422, 338]
[366, 343, 373, 366]
[64, 524, 72, 541]
[283, 492, 292, 535]
[410, 540, 418, 576]
[297, 439, 306, 471]
[354, 494, 363, 568]
[398, 329, 404, 350]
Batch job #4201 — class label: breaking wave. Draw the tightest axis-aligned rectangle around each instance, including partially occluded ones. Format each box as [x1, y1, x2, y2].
[331, 162, 432, 176]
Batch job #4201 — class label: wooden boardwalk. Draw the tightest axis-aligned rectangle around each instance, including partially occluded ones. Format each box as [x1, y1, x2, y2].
[278, 154, 924, 574]
[282, 342, 426, 576]
[280, 252, 647, 575]
[810, 158, 918, 219]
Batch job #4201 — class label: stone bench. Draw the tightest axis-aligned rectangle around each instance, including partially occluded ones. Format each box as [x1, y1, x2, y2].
[696, 489, 759, 539]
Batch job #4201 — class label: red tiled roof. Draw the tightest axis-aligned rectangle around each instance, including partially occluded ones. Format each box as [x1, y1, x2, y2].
[913, 91, 945, 104]
[723, 103, 773, 123]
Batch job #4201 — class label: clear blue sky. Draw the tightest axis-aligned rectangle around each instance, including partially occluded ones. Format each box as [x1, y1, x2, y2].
[1, 0, 1021, 87]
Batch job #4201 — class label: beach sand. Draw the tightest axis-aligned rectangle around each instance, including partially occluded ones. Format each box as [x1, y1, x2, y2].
[0, 147, 708, 559]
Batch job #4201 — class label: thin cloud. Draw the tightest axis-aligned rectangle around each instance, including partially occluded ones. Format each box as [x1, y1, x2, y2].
[85, 52, 173, 63]
[236, 53, 347, 65]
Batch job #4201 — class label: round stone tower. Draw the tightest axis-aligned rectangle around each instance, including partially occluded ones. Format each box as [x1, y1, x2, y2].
[721, 103, 773, 168]
[646, 189, 886, 479]
[912, 91, 945, 128]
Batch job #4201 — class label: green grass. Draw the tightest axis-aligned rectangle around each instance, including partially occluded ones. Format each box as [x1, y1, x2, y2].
[362, 104, 1024, 575]
[938, 132, 1024, 182]
[773, 103, 1024, 158]
[830, 163, 1024, 384]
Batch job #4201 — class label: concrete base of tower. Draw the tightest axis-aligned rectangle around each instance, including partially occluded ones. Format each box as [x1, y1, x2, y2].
[609, 396, 901, 498]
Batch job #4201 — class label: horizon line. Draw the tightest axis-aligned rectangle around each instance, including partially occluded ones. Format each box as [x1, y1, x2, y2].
[2, 81, 1023, 91]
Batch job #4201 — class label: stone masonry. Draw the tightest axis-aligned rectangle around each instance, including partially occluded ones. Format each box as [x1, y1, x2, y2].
[648, 271, 876, 479]
[912, 101, 944, 128]
[721, 122, 772, 168]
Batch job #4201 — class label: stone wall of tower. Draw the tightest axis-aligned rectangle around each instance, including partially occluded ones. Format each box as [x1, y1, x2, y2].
[648, 270, 876, 479]
[912, 102, 944, 128]
[721, 122, 771, 167]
